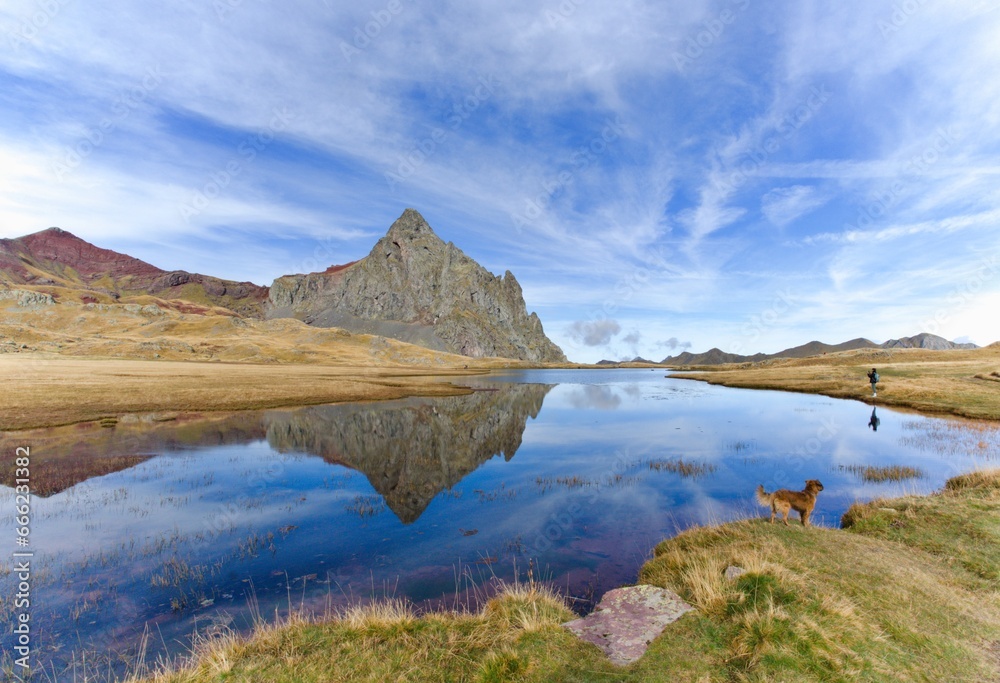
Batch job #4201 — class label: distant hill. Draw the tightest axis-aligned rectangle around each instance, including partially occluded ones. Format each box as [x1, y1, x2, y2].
[662, 348, 768, 366]
[0, 227, 269, 316]
[663, 334, 977, 366]
[882, 333, 978, 350]
[594, 356, 662, 366]
[780, 337, 877, 358]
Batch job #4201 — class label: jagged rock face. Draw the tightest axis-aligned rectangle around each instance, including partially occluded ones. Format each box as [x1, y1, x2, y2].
[265, 383, 553, 523]
[267, 209, 566, 362]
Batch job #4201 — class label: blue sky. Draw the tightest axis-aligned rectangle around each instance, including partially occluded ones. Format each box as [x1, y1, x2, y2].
[1, 1, 998, 362]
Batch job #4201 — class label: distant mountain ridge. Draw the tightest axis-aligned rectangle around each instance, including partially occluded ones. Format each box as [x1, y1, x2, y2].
[0, 227, 269, 316]
[661, 334, 978, 366]
[881, 333, 978, 350]
[1, 210, 565, 362]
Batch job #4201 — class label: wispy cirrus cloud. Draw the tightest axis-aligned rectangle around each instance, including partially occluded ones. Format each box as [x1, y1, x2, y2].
[761, 185, 828, 227]
[2, 1, 1000, 359]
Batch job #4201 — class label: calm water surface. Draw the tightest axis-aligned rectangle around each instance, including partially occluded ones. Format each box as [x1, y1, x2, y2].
[1, 369, 997, 677]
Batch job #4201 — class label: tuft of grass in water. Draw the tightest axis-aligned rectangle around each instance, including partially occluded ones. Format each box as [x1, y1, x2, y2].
[648, 457, 717, 479]
[344, 493, 386, 518]
[235, 531, 275, 559]
[474, 482, 519, 502]
[840, 464, 925, 483]
[726, 439, 757, 453]
[535, 475, 595, 492]
[900, 418, 1000, 458]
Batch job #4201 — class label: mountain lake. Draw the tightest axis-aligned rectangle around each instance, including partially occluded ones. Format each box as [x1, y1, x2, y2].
[1, 369, 997, 678]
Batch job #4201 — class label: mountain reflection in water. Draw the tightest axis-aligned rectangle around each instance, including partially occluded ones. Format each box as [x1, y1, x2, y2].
[0, 381, 554, 678]
[266, 384, 552, 522]
[0, 382, 551, 524]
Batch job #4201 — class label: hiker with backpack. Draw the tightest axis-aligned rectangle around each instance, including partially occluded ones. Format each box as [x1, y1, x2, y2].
[867, 368, 879, 397]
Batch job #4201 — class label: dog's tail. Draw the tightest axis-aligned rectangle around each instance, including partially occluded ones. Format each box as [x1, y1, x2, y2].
[755, 484, 773, 507]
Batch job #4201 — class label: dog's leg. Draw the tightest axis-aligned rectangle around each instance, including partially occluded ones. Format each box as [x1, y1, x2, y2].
[801, 510, 809, 526]
[769, 505, 775, 523]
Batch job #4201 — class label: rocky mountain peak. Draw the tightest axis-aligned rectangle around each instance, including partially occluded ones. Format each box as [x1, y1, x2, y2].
[267, 209, 566, 362]
[386, 208, 435, 238]
[373, 209, 448, 269]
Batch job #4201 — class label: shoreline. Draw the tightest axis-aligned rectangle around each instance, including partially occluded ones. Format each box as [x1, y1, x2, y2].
[5, 347, 999, 431]
[670, 371, 1000, 422]
[665, 345, 1000, 422]
[0, 355, 494, 431]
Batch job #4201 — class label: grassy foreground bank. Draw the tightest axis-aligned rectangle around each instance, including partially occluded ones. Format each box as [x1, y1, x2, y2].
[671, 345, 1000, 421]
[129, 469, 1000, 683]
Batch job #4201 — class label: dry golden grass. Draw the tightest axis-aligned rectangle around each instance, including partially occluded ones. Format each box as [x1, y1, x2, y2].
[0, 356, 482, 430]
[132, 580, 584, 683]
[0, 297, 527, 367]
[0, 299, 558, 429]
[0, 297, 604, 433]
[673, 345, 1000, 420]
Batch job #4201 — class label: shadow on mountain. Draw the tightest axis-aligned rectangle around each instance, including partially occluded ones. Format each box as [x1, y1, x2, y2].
[265, 383, 553, 523]
[1, 384, 552, 519]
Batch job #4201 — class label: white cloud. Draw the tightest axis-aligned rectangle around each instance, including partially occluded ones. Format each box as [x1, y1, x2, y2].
[761, 185, 827, 226]
[656, 337, 693, 351]
[567, 319, 622, 347]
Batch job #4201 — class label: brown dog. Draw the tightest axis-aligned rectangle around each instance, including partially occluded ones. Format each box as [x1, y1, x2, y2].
[756, 480, 824, 526]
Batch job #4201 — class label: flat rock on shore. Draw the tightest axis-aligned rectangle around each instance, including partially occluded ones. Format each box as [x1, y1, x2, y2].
[562, 584, 695, 666]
